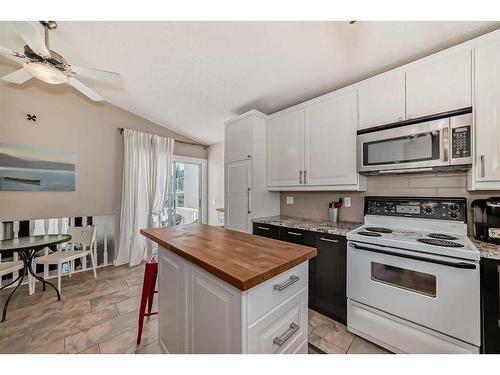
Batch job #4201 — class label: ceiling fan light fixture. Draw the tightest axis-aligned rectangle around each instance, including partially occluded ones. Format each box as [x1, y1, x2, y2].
[23, 61, 68, 84]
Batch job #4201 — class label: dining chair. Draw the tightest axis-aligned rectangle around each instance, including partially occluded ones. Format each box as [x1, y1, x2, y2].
[31, 226, 97, 294]
[0, 260, 26, 290]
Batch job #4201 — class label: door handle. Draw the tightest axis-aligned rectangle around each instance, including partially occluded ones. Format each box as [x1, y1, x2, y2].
[480, 155, 486, 178]
[247, 187, 251, 214]
[441, 127, 449, 162]
[320, 237, 339, 243]
[299, 171, 303, 184]
[273, 322, 300, 346]
[304, 170, 307, 184]
[273, 275, 300, 291]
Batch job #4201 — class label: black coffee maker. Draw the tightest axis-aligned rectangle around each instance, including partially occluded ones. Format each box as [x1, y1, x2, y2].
[471, 198, 500, 244]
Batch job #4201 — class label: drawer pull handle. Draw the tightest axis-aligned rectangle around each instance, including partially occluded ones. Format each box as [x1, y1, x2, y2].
[287, 231, 302, 236]
[273, 275, 300, 291]
[273, 323, 300, 346]
[257, 226, 270, 231]
[320, 237, 339, 243]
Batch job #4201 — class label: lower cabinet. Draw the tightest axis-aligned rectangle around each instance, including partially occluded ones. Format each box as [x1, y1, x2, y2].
[252, 223, 347, 324]
[481, 257, 500, 353]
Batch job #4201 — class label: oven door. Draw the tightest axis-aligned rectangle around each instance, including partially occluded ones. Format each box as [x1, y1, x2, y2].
[357, 118, 450, 173]
[347, 241, 480, 345]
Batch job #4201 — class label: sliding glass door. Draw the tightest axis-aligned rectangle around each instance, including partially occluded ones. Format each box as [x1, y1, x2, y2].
[173, 160, 201, 224]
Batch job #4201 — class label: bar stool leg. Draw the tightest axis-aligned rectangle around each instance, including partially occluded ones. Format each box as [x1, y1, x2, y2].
[137, 264, 154, 345]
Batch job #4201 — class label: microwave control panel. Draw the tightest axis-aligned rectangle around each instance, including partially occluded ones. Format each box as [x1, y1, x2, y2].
[451, 125, 471, 159]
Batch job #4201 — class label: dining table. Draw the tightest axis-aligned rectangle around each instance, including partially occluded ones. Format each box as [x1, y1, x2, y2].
[0, 234, 71, 322]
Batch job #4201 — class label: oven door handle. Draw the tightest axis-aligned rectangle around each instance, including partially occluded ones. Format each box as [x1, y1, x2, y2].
[348, 242, 476, 269]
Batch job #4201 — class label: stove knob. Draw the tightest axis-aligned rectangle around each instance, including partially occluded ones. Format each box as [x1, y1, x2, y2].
[450, 204, 460, 212]
[423, 206, 434, 215]
[449, 212, 458, 219]
[368, 207, 375, 214]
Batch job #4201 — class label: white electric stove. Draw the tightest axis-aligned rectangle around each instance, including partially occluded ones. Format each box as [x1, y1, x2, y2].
[346, 196, 480, 354]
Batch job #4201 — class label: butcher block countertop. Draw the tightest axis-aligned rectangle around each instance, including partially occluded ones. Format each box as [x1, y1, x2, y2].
[141, 224, 317, 291]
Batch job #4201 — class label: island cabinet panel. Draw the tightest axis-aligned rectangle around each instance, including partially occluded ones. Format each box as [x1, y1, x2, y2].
[481, 258, 500, 353]
[248, 288, 308, 354]
[158, 249, 188, 354]
[189, 267, 242, 353]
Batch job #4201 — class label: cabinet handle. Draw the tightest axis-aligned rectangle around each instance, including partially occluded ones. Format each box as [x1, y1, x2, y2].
[247, 187, 251, 214]
[287, 231, 302, 236]
[257, 226, 270, 231]
[304, 170, 307, 184]
[480, 155, 486, 178]
[320, 237, 339, 243]
[273, 275, 300, 291]
[299, 171, 303, 184]
[273, 323, 300, 346]
[247, 154, 251, 158]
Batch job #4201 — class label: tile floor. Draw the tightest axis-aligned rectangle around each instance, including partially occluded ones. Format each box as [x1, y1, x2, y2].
[0, 264, 389, 354]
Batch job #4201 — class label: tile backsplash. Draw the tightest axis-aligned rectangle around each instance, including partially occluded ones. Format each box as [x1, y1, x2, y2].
[280, 172, 499, 235]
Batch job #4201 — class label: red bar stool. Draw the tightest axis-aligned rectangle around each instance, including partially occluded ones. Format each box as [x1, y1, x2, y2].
[137, 255, 158, 345]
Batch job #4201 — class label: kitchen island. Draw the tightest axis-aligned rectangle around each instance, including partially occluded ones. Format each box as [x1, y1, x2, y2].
[141, 224, 317, 354]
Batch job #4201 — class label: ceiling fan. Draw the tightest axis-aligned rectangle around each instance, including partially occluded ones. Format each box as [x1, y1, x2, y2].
[0, 21, 121, 101]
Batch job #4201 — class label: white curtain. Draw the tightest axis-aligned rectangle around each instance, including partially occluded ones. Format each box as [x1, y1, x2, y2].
[116, 129, 174, 266]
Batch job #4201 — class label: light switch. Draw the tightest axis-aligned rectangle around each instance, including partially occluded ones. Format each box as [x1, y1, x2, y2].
[344, 197, 351, 207]
[286, 196, 294, 205]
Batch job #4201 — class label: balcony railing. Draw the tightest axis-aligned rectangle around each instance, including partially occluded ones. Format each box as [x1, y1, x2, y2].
[175, 207, 199, 224]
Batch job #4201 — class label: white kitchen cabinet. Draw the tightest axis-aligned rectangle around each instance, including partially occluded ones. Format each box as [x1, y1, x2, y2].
[304, 90, 358, 186]
[225, 160, 251, 232]
[158, 248, 309, 354]
[471, 37, 500, 188]
[225, 111, 279, 233]
[406, 48, 472, 119]
[267, 110, 305, 187]
[358, 71, 406, 129]
[225, 116, 252, 163]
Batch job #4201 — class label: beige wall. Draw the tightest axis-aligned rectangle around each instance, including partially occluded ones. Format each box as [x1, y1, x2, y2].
[280, 172, 500, 234]
[0, 64, 206, 221]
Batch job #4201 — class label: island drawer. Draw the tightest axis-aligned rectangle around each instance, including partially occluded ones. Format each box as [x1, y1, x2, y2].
[247, 287, 308, 354]
[252, 223, 279, 239]
[246, 261, 308, 324]
[279, 227, 315, 246]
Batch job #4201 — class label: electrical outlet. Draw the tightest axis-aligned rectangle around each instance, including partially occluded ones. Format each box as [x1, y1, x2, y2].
[286, 196, 294, 205]
[344, 197, 351, 207]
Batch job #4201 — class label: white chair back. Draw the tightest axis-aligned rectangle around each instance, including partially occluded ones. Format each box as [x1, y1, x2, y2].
[67, 226, 96, 250]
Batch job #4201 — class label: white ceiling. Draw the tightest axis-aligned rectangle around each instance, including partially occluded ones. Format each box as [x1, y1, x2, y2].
[1, 21, 499, 144]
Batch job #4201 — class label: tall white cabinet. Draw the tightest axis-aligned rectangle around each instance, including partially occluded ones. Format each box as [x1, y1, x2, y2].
[225, 111, 279, 233]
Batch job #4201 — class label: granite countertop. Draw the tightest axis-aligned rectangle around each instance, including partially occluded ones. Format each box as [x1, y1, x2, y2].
[252, 215, 362, 236]
[470, 237, 500, 261]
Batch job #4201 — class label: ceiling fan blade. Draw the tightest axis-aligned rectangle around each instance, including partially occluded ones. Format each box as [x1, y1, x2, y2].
[11, 21, 50, 57]
[2, 68, 33, 84]
[70, 65, 122, 83]
[66, 77, 104, 102]
[0, 46, 26, 64]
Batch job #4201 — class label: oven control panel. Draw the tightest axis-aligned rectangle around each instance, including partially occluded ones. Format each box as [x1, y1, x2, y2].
[365, 197, 466, 222]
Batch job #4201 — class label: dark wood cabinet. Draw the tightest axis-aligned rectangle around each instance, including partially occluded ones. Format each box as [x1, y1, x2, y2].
[312, 233, 347, 324]
[481, 257, 500, 353]
[278, 227, 315, 246]
[252, 223, 280, 239]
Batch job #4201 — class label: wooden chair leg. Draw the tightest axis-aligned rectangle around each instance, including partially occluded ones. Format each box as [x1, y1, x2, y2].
[89, 250, 97, 279]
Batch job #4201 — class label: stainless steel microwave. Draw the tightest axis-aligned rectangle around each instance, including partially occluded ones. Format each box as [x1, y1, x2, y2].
[357, 109, 472, 175]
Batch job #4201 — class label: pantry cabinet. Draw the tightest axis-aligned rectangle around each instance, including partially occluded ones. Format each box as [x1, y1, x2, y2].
[405, 48, 472, 119]
[267, 110, 305, 187]
[357, 71, 406, 129]
[267, 90, 364, 191]
[472, 37, 500, 188]
[225, 111, 279, 233]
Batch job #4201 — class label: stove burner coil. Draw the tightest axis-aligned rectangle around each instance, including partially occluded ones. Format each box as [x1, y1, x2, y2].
[428, 233, 458, 240]
[358, 231, 382, 237]
[365, 227, 393, 233]
[417, 238, 464, 247]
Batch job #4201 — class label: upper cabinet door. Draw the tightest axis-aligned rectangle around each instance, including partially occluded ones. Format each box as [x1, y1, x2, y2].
[267, 110, 305, 187]
[226, 117, 252, 164]
[474, 39, 500, 183]
[304, 90, 358, 186]
[406, 49, 472, 119]
[225, 160, 252, 233]
[358, 72, 406, 129]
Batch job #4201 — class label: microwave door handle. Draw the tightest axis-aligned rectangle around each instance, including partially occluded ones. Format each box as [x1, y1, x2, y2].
[441, 127, 450, 162]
